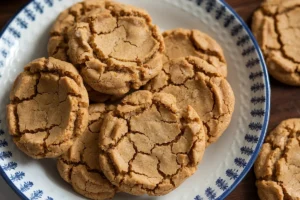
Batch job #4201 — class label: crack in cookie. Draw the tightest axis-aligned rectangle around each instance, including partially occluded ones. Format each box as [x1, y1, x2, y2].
[7, 57, 89, 159]
[163, 28, 227, 77]
[145, 56, 235, 145]
[252, 0, 300, 86]
[64, 0, 164, 96]
[98, 90, 206, 196]
[48, 0, 108, 61]
[48, 0, 164, 99]
[57, 104, 117, 200]
[254, 118, 300, 200]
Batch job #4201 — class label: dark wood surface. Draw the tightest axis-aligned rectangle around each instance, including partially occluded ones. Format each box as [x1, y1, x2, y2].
[1, 0, 300, 200]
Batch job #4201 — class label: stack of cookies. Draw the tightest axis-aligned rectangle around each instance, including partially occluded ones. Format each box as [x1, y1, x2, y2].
[6, 0, 235, 199]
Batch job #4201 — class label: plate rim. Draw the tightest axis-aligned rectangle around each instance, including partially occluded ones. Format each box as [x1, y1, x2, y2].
[215, 0, 270, 199]
[0, 0, 271, 199]
[0, 1, 35, 199]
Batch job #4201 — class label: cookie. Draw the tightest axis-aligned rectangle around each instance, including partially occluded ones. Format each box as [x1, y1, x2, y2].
[98, 90, 206, 196]
[252, 0, 300, 86]
[48, 0, 107, 61]
[145, 56, 235, 145]
[57, 104, 117, 200]
[86, 84, 123, 103]
[163, 28, 227, 77]
[67, 1, 164, 96]
[7, 57, 89, 159]
[254, 118, 300, 200]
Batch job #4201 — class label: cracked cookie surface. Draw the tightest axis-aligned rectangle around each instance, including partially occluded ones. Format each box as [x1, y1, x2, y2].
[57, 103, 117, 200]
[145, 56, 235, 145]
[48, 0, 108, 62]
[252, 0, 300, 86]
[163, 28, 227, 77]
[48, 0, 135, 101]
[254, 118, 300, 200]
[7, 57, 89, 159]
[98, 90, 206, 196]
[65, 0, 164, 96]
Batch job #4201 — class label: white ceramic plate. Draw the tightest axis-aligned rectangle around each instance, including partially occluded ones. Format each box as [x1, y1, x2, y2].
[0, 0, 270, 199]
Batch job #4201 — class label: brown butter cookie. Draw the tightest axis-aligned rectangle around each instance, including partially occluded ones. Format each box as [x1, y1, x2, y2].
[85, 84, 123, 103]
[98, 90, 206, 196]
[145, 56, 235, 145]
[57, 104, 117, 200]
[7, 57, 89, 159]
[163, 28, 227, 77]
[66, 1, 164, 96]
[254, 118, 300, 200]
[252, 0, 300, 86]
[48, 0, 108, 61]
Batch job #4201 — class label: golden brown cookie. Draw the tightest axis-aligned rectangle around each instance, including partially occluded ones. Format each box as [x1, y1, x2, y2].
[252, 0, 300, 86]
[7, 57, 89, 159]
[57, 104, 117, 200]
[66, 1, 164, 96]
[145, 56, 235, 145]
[48, 0, 108, 61]
[85, 84, 123, 103]
[163, 28, 227, 77]
[254, 118, 300, 200]
[98, 90, 206, 196]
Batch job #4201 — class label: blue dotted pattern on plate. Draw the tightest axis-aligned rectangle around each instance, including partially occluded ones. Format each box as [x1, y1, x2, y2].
[188, 0, 268, 199]
[0, 1, 56, 199]
[0, 0, 269, 199]
[191, 0, 266, 199]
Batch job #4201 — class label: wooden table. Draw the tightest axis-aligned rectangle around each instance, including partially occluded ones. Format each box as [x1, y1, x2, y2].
[1, 0, 300, 200]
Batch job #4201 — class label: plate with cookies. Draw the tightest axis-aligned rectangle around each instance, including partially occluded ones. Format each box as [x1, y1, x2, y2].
[0, 0, 270, 200]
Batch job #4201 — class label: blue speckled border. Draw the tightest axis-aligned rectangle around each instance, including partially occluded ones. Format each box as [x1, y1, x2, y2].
[0, 0, 270, 199]
[0, 1, 55, 199]
[188, 0, 270, 200]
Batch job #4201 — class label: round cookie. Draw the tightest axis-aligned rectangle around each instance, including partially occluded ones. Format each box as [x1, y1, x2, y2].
[252, 0, 300, 86]
[163, 28, 227, 77]
[254, 118, 300, 200]
[57, 104, 117, 200]
[145, 56, 235, 145]
[7, 57, 89, 159]
[98, 90, 206, 196]
[67, 1, 164, 96]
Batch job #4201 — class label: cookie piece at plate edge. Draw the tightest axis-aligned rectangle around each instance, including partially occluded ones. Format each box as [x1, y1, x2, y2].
[163, 28, 227, 77]
[145, 56, 235, 145]
[7, 57, 89, 159]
